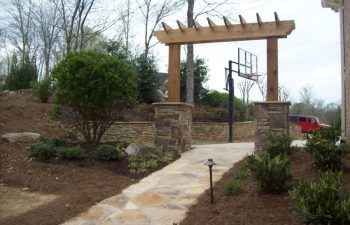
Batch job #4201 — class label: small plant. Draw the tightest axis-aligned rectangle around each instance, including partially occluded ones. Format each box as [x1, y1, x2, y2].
[235, 169, 249, 180]
[48, 105, 61, 119]
[159, 151, 175, 164]
[32, 76, 54, 103]
[30, 140, 57, 161]
[96, 144, 122, 160]
[65, 130, 77, 140]
[289, 171, 350, 225]
[58, 146, 85, 160]
[306, 128, 350, 171]
[224, 179, 242, 195]
[117, 139, 132, 149]
[246, 151, 291, 193]
[128, 150, 175, 175]
[50, 138, 67, 147]
[262, 133, 295, 157]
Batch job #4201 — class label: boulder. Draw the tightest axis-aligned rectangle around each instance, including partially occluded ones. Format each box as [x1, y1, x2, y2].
[2, 132, 41, 143]
[125, 143, 161, 156]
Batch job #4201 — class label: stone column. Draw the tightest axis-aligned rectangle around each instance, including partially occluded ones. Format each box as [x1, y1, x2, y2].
[153, 102, 193, 155]
[254, 101, 290, 150]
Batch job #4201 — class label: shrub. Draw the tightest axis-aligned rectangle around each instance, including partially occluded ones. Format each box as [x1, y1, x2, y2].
[262, 133, 295, 158]
[96, 144, 122, 160]
[48, 105, 61, 119]
[306, 128, 350, 171]
[246, 151, 291, 193]
[30, 141, 57, 160]
[128, 151, 175, 175]
[58, 146, 85, 160]
[33, 76, 54, 103]
[224, 180, 242, 195]
[52, 51, 137, 143]
[289, 171, 350, 225]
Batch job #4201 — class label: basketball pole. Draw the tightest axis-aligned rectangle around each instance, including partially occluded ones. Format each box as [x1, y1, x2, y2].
[228, 60, 234, 143]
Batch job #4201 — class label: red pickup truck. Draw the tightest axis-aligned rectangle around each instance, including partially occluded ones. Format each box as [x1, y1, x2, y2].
[289, 115, 331, 133]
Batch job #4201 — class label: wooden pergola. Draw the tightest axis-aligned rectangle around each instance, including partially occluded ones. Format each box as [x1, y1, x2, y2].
[154, 13, 295, 102]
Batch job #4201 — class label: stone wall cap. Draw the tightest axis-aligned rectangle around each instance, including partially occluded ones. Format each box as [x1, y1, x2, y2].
[152, 102, 194, 107]
[254, 101, 291, 105]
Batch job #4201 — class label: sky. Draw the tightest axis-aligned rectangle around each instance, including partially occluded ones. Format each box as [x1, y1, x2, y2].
[151, 0, 342, 104]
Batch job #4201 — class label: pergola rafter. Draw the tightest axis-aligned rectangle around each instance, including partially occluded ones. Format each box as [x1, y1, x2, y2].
[154, 13, 295, 102]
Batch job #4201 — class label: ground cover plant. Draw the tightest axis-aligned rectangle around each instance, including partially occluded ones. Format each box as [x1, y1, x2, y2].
[289, 171, 350, 225]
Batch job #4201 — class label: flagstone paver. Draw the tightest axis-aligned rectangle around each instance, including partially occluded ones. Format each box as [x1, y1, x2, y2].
[62, 142, 254, 225]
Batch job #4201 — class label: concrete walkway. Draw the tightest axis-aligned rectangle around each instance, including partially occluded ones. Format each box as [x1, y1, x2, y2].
[62, 143, 254, 225]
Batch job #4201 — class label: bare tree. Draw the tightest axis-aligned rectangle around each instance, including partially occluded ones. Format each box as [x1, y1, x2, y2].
[186, 0, 194, 103]
[185, 0, 238, 103]
[33, 0, 61, 77]
[3, 0, 36, 59]
[136, 0, 186, 57]
[278, 85, 290, 102]
[119, 0, 133, 55]
[256, 75, 267, 101]
[238, 79, 254, 120]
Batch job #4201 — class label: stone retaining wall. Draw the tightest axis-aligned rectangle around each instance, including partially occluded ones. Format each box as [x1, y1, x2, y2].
[103, 121, 256, 143]
[103, 120, 301, 144]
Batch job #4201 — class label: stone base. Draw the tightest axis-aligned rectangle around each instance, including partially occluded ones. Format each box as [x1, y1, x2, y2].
[254, 101, 290, 150]
[153, 102, 193, 155]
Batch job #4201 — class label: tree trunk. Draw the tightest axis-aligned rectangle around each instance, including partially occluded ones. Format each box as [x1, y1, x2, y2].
[186, 0, 194, 104]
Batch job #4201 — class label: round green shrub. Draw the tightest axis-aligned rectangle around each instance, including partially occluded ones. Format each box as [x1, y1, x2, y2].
[30, 141, 57, 161]
[58, 146, 85, 160]
[246, 151, 291, 193]
[52, 51, 137, 143]
[262, 133, 295, 158]
[96, 144, 122, 160]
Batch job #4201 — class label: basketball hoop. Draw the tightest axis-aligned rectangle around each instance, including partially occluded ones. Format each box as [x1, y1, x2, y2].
[245, 72, 267, 81]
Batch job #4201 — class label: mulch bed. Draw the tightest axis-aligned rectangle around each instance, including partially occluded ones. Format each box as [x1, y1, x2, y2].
[180, 151, 350, 225]
[0, 90, 172, 225]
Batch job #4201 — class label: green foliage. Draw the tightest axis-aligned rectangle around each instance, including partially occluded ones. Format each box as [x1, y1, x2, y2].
[117, 139, 132, 149]
[262, 133, 295, 158]
[289, 171, 350, 225]
[224, 180, 242, 195]
[132, 53, 160, 103]
[32, 75, 54, 103]
[246, 151, 291, 193]
[96, 144, 122, 160]
[52, 51, 137, 143]
[4, 54, 37, 90]
[180, 57, 209, 104]
[306, 128, 349, 171]
[58, 146, 85, 160]
[100, 39, 128, 61]
[224, 169, 248, 196]
[30, 139, 59, 161]
[48, 105, 61, 119]
[128, 151, 174, 175]
[333, 109, 341, 133]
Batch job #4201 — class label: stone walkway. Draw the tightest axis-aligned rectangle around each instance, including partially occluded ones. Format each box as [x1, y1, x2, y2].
[62, 143, 254, 225]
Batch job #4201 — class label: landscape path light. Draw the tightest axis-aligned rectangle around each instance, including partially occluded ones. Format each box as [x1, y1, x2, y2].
[204, 158, 216, 204]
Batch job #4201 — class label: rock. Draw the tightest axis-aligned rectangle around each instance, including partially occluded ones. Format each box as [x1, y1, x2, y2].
[125, 143, 161, 156]
[2, 90, 10, 94]
[2, 132, 41, 143]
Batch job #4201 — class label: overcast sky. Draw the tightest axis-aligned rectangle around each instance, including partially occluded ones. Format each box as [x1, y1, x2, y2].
[152, 0, 341, 104]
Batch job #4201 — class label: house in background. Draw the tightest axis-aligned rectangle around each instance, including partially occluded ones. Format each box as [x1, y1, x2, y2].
[322, 0, 349, 140]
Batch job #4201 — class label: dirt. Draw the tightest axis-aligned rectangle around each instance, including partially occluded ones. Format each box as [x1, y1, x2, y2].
[0, 90, 159, 225]
[180, 151, 350, 225]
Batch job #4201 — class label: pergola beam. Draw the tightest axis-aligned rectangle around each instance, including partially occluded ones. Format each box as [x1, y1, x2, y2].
[154, 20, 295, 45]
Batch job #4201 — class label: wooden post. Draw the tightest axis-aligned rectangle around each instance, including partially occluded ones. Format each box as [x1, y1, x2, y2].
[267, 38, 278, 101]
[168, 44, 181, 102]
